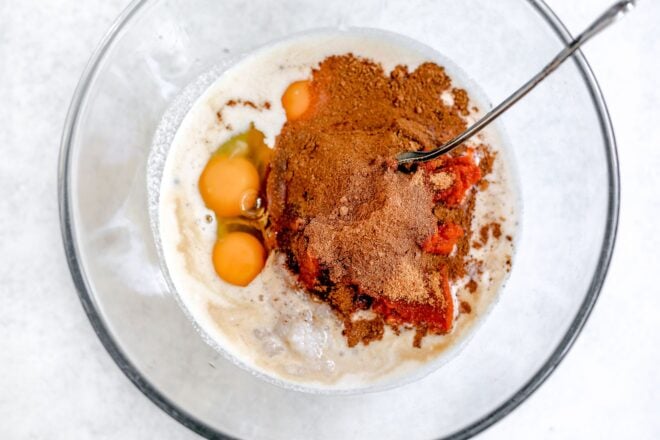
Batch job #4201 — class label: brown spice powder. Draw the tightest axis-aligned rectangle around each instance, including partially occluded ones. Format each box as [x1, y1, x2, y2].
[266, 54, 494, 346]
[304, 171, 436, 303]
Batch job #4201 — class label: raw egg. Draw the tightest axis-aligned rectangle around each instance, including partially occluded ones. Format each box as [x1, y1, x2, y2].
[282, 80, 311, 121]
[212, 232, 266, 286]
[199, 156, 260, 218]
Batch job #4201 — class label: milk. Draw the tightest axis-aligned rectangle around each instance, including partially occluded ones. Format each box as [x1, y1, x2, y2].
[151, 29, 518, 392]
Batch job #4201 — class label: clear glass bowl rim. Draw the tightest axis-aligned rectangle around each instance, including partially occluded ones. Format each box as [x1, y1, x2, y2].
[57, 0, 620, 438]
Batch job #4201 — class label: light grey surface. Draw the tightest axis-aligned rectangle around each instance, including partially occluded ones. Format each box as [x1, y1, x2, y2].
[0, 1, 657, 439]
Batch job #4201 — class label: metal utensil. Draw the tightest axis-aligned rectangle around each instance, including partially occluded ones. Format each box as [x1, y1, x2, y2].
[396, 0, 636, 165]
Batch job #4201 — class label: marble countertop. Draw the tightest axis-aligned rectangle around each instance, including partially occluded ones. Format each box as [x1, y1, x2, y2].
[1, 0, 658, 438]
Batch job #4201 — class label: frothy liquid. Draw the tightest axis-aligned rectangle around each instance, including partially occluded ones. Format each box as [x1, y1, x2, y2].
[154, 29, 518, 392]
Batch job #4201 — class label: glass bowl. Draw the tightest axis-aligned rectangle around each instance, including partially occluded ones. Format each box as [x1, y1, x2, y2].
[58, 0, 618, 438]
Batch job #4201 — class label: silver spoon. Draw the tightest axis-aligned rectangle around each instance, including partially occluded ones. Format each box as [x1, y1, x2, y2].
[396, 0, 636, 165]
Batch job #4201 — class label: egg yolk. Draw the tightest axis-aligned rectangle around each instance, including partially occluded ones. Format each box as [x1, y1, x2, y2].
[199, 156, 260, 218]
[212, 232, 266, 286]
[281, 80, 311, 121]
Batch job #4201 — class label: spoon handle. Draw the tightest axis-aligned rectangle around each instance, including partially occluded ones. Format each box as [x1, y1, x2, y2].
[397, 0, 636, 164]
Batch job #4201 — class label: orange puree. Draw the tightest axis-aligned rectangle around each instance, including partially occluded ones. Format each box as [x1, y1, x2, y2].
[423, 223, 464, 255]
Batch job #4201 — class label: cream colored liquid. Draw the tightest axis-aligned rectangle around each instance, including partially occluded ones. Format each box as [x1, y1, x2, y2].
[157, 29, 517, 392]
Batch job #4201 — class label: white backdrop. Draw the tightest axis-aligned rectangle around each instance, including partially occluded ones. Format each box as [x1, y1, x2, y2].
[0, 0, 657, 438]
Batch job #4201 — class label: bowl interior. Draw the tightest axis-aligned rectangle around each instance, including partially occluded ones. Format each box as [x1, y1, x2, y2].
[61, 0, 617, 438]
